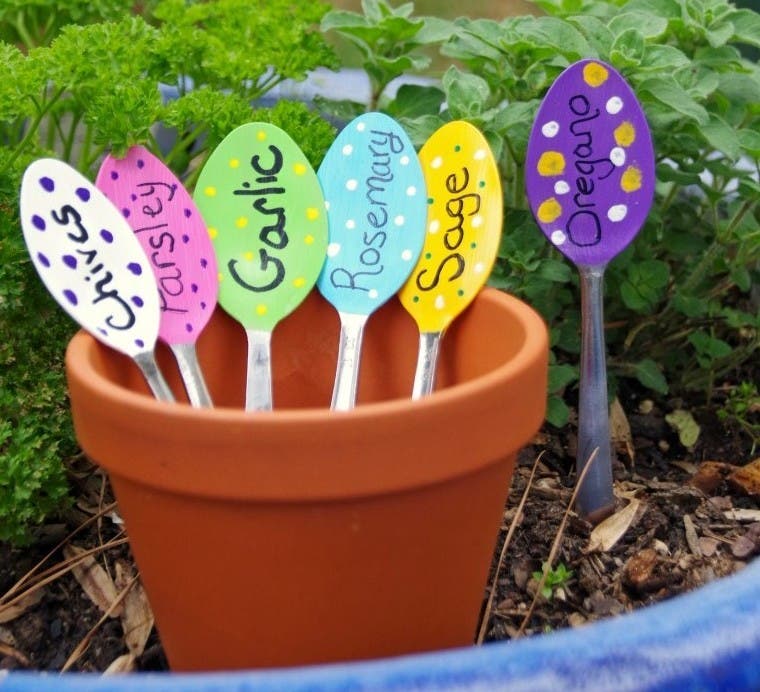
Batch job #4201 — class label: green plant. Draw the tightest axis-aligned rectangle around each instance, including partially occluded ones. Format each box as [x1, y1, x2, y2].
[0, 0, 338, 544]
[322, 0, 760, 426]
[718, 381, 760, 452]
[532, 561, 574, 600]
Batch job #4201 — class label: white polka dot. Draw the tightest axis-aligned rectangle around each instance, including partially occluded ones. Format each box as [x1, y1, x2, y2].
[324, 200, 331, 210]
[327, 242, 341, 257]
[356, 122, 366, 132]
[551, 230, 567, 246]
[401, 249, 413, 261]
[346, 179, 358, 191]
[542, 121, 560, 138]
[430, 156, 443, 169]
[606, 96, 624, 114]
[434, 295, 445, 310]
[406, 186, 417, 196]
[474, 149, 487, 160]
[610, 147, 626, 166]
[400, 155, 410, 165]
[472, 215, 483, 228]
[346, 219, 356, 229]
[608, 204, 627, 222]
[342, 144, 353, 156]
[428, 220, 440, 233]
[368, 289, 379, 299]
[394, 215, 405, 226]
[554, 181, 570, 195]
[474, 262, 485, 274]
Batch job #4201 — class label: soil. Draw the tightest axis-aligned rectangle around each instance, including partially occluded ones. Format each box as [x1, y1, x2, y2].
[1, 382, 758, 673]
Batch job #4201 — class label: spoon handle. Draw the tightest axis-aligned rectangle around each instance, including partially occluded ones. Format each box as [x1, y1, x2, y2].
[169, 343, 213, 408]
[412, 331, 442, 400]
[133, 351, 175, 403]
[331, 312, 368, 411]
[245, 329, 273, 412]
[577, 265, 616, 521]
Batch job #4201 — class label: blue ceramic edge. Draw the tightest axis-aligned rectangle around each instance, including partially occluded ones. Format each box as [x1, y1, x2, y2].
[2, 556, 757, 691]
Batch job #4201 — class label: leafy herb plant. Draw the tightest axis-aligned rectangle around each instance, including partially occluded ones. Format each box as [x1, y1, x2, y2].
[0, 0, 337, 544]
[323, 0, 760, 426]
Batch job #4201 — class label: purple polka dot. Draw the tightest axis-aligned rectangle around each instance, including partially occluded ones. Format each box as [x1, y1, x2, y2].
[39, 177, 54, 192]
[181, 234, 190, 243]
[135, 339, 145, 348]
[200, 302, 207, 310]
[130, 194, 137, 202]
[100, 229, 114, 243]
[184, 208, 192, 218]
[137, 159, 145, 169]
[122, 208, 131, 218]
[127, 262, 142, 275]
[200, 258, 208, 269]
[63, 255, 77, 269]
[32, 215, 46, 231]
[37, 252, 50, 267]
[185, 323, 193, 333]
[63, 289, 77, 305]
[98, 328, 108, 337]
[110, 170, 119, 180]
[131, 296, 144, 307]
[191, 283, 199, 293]
[75, 187, 90, 202]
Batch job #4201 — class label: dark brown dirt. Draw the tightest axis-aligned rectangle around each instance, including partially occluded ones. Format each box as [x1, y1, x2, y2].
[1, 383, 758, 672]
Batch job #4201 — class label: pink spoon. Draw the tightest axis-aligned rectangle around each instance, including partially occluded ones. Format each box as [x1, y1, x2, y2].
[97, 146, 218, 407]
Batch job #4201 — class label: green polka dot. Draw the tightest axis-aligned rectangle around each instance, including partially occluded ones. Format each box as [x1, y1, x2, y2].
[427, 197, 434, 205]
[457, 289, 465, 297]
[413, 296, 420, 303]
[454, 145, 461, 152]
[425, 252, 432, 260]
[479, 180, 486, 188]
[470, 242, 477, 249]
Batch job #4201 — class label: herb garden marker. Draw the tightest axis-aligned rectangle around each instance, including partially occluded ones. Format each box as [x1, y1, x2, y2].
[526, 59, 655, 521]
[20, 159, 173, 402]
[96, 146, 218, 408]
[194, 123, 328, 411]
[317, 113, 427, 410]
[399, 121, 502, 398]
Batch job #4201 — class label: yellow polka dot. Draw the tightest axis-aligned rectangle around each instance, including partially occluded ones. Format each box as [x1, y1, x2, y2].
[235, 216, 248, 229]
[256, 304, 268, 316]
[293, 277, 306, 288]
[293, 163, 307, 176]
[537, 198, 562, 224]
[537, 151, 566, 177]
[218, 272, 224, 282]
[204, 186, 217, 197]
[229, 158, 240, 169]
[306, 207, 319, 220]
[208, 227, 218, 239]
[257, 130, 267, 141]
[614, 121, 636, 147]
[621, 165, 643, 192]
[304, 234, 315, 245]
[583, 62, 609, 87]
[244, 251, 254, 261]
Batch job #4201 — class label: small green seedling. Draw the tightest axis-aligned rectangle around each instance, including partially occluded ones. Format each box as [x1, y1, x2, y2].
[533, 562, 574, 601]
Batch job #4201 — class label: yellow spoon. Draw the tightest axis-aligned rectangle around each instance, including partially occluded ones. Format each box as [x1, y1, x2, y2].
[399, 121, 502, 398]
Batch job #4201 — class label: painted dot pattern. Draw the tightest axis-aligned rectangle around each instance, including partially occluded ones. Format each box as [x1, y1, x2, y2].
[316, 112, 427, 316]
[399, 121, 503, 334]
[525, 59, 655, 267]
[96, 145, 219, 346]
[20, 158, 160, 357]
[193, 122, 328, 331]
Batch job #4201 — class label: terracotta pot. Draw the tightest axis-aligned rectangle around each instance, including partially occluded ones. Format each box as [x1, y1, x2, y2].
[64, 288, 548, 672]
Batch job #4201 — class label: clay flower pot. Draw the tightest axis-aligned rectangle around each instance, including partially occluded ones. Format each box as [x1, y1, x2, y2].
[64, 288, 548, 672]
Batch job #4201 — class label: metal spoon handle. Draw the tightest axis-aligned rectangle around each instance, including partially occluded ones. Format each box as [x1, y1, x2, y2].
[577, 265, 616, 521]
[133, 351, 175, 403]
[245, 329, 273, 412]
[412, 331, 442, 400]
[169, 342, 213, 408]
[331, 312, 368, 411]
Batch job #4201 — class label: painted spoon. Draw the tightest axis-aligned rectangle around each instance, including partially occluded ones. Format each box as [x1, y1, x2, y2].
[193, 122, 328, 411]
[317, 112, 427, 410]
[20, 158, 173, 401]
[398, 121, 502, 398]
[525, 58, 655, 521]
[96, 146, 218, 407]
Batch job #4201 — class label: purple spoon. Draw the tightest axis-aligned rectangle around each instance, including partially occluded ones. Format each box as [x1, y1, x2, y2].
[525, 59, 655, 521]
[96, 146, 219, 407]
